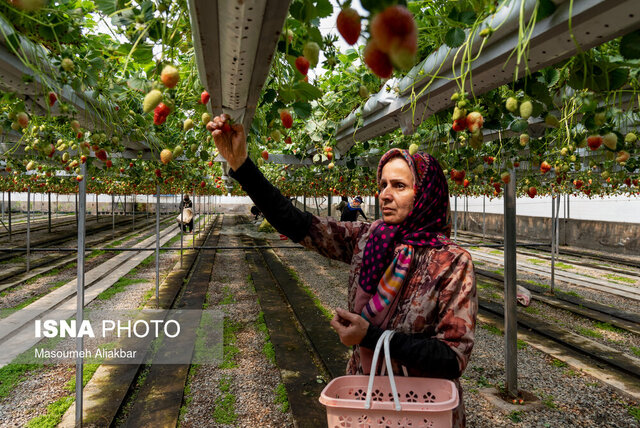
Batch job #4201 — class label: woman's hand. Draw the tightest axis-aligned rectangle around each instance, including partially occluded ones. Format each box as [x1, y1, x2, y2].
[330, 307, 369, 347]
[207, 114, 247, 171]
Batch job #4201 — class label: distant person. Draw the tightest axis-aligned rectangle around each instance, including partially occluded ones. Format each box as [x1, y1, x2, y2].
[339, 196, 368, 222]
[250, 205, 262, 220]
[178, 194, 194, 233]
[335, 196, 348, 217]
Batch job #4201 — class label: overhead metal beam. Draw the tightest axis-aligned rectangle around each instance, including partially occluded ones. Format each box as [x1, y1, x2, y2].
[335, 0, 640, 152]
[188, 0, 291, 130]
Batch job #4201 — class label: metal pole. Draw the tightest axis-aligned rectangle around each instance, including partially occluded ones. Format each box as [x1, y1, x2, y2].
[132, 194, 136, 230]
[482, 194, 486, 242]
[75, 193, 78, 224]
[1, 191, 3, 222]
[48, 192, 51, 233]
[147, 194, 149, 219]
[124, 194, 126, 217]
[328, 194, 332, 217]
[95, 193, 98, 222]
[155, 185, 160, 306]
[111, 194, 115, 239]
[556, 195, 561, 261]
[8, 191, 11, 240]
[453, 195, 458, 242]
[180, 193, 184, 267]
[26, 187, 30, 273]
[192, 188, 196, 249]
[375, 195, 380, 220]
[75, 163, 87, 427]
[303, 195, 306, 212]
[551, 190, 556, 294]
[504, 167, 517, 398]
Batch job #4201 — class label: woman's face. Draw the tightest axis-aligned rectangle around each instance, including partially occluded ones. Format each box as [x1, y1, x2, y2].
[379, 157, 415, 224]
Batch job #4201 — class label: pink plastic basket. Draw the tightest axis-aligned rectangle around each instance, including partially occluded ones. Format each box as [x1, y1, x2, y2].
[319, 331, 458, 428]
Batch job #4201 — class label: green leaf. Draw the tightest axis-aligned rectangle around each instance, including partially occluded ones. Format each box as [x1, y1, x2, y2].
[541, 68, 560, 87]
[510, 119, 529, 133]
[605, 67, 629, 91]
[293, 82, 323, 101]
[4, 33, 20, 53]
[459, 11, 476, 25]
[444, 28, 465, 48]
[262, 89, 277, 104]
[200, 150, 209, 161]
[132, 44, 154, 63]
[292, 101, 312, 119]
[536, 0, 556, 22]
[620, 31, 640, 60]
[127, 77, 151, 92]
[308, 26, 323, 44]
[94, 0, 118, 15]
[314, 0, 332, 18]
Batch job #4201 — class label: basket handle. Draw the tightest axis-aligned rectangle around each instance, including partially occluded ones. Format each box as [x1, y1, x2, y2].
[364, 330, 402, 411]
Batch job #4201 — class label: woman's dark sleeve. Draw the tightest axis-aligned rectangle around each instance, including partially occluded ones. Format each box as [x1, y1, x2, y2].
[360, 326, 461, 379]
[229, 158, 313, 242]
[358, 208, 368, 221]
[360, 250, 477, 379]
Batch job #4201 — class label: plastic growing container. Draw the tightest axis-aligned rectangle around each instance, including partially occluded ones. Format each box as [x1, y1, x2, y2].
[319, 331, 459, 428]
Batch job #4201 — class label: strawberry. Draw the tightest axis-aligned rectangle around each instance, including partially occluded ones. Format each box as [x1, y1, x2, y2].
[408, 143, 419, 155]
[160, 149, 173, 164]
[202, 112, 211, 126]
[155, 168, 162, 178]
[285, 136, 292, 145]
[359, 85, 370, 98]
[95, 149, 108, 161]
[280, 110, 293, 128]
[594, 111, 606, 126]
[61, 57, 75, 72]
[483, 156, 494, 165]
[80, 155, 87, 164]
[200, 181, 206, 188]
[505, 97, 518, 113]
[337, 7, 361, 45]
[519, 100, 533, 119]
[364, 40, 392, 79]
[501, 171, 511, 184]
[452, 118, 467, 132]
[616, 150, 630, 164]
[143, 89, 163, 113]
[540, 161, 551, 174]
[200, 91, 210, 105]
[48, 92, 58, 107]
[633, 179, 639, 187]
[463, 179, 470, 188]
[221, 122, 232, 134]
[466, 111, 484, 133]
[370, 5, 417, 55]
[160, 64, 180, 88]
[327, 162, 334, 169]
[624, 178, 632, 187]
[153, 103, 171, 125]
[527, 187, 537, 198]
[77, 132, 83, 139]
[587, 135, 602, 150]
[261, 150, 269, 161]
[303, 42, 319, 67]
[16, 112, 29, 128]
[173, 145, 184, 158]
[624, 132, 637, 144]
[76, 175, 83, 182]
[295, 56, 310, 76]
[183, 118, 194, 131]
[602, 132, 617, 150]
[105, 160, 112, 168]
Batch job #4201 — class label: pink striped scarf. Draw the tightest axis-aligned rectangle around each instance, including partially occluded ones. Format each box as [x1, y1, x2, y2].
[361, 246, 413, 321]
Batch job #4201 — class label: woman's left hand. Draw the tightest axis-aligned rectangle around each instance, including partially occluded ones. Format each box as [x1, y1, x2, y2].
[330, 308, 369, 346]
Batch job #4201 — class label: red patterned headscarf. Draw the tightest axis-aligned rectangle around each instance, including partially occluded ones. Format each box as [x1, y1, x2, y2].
[358, 149, 452, 297]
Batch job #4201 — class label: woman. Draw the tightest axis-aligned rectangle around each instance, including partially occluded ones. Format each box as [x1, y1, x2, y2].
[208, 115, 477, 427]
[179, 194, 194, 233]
[339, 196, 368, 222]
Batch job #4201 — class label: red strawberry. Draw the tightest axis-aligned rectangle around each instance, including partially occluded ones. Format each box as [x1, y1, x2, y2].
[155, 168, 162, 178]
[280, 110, 293, 128]
[466, 112, 484, 133]
[295, 56, 310, 76]
[587, 135, 602, 151]
[364, 40, 392, 79]
[463, 179, 470, 188]
[80, 155, 87, 164]
[48, 92, 58, 107]
[201, 91, 210, 105]
[624, 178, 631, 187]
[160, 65, 179, 88]
[200, 181, 206, 188]
[370, 5, 417, 69]
[527, 186, 537, 198]
[261, 150, 269, 161]
[221, 122, 232, 134]
[153, 103, 171, 125]
[95, 149, 108, 161]
[574, 179, 583, 189]
[105, 160, 112, 168]
[452, 118, 467, 132]
[337, 7, 361, 45]
[285, 136, 292, 145]
[540, 161, 551, 174]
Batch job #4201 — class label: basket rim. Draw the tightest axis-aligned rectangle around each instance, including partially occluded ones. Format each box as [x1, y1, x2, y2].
[319, 375, 459, 412]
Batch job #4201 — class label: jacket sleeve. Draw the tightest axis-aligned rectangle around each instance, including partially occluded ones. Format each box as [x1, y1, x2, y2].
[358, 208, 368, 221]
[360, 250, 477, 379]
[229, 158, 312, 242]
[297, 216, 370, 264]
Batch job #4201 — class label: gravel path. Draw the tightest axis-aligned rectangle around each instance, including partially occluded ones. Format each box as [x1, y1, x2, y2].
[272, 229, 640, 428]
[179, 215, 294, 428]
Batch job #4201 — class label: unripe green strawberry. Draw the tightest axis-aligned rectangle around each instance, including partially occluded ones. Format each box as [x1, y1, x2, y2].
[545, 113, 560, 128]
[602, 132, 617, 150]
[624, 132, 637, 143]
[202, 112, 211, 126]
[408, 143, 419, 155]
[61, 58, 75, 72]
[303, 42, 320, 67]
[183, 118, 194, 131]
[519, 133, 529, 147]
[519, 100, 533, 119]
[452, 107, 466, 121]
[143, 89, 163, 113]
[173, 145, 184, 158]
[359, 85, 369, 99]
[505, 97, 518, 113]
[594, 111, 606, 126]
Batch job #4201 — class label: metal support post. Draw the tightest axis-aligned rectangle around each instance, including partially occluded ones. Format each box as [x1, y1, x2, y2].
[192, 188, 196, 249]
[147, 194, 149, 219]
[328, 194, 332, 217]
[180, 193, 184, 267]
[111, 194, 115, 239]
[1, 191, 3, 222]
[555, 195, 561, 263]
[48, 192, 51, 233]
[155, 185, 160, 306]
[8, 191, 11, 240]
[551, 191, 556, 294]
[303, 195, 306, 212]
[375, 196, 380, 220]
[75, 193, 78, 224]
[75, 162, 87, 427]
[503, 168, 518, 398]
[482, 195, 486, 242]
[95, 193, 98, 222]
[132, 194, 136, 230]
[26, 187, 30, 273]
[124, 195, 126, 216]
[453, 195, 458, 243]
